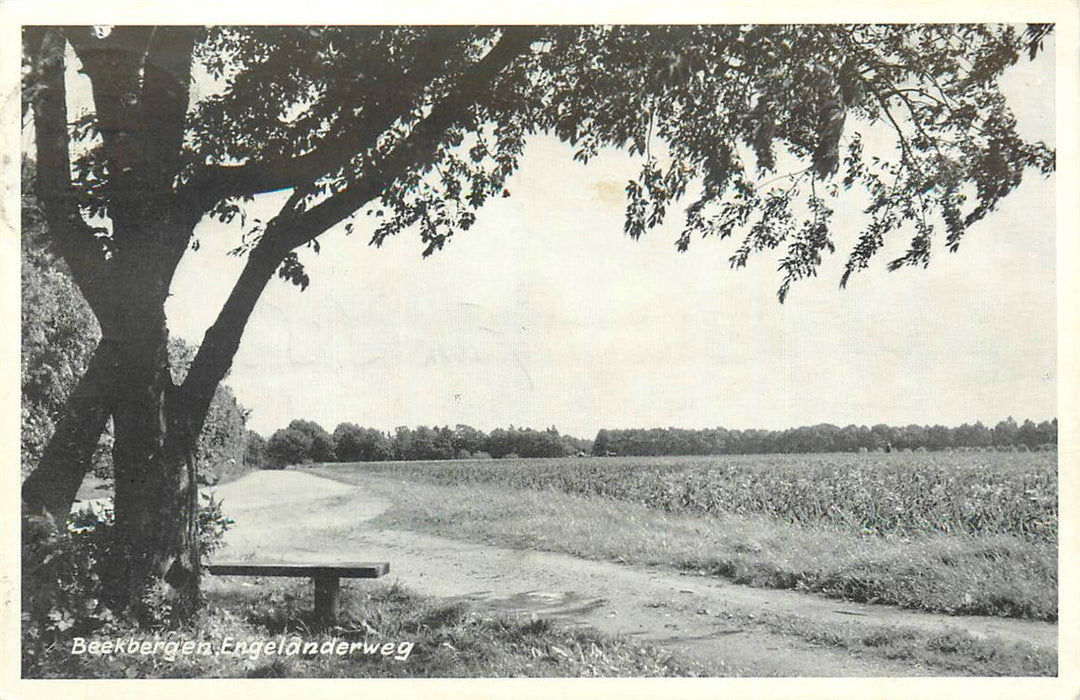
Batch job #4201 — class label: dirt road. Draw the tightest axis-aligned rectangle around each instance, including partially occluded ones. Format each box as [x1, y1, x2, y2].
[208, 470, 1057, 676]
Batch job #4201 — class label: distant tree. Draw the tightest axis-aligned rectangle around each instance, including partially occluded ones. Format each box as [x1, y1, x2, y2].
[592, 429, 612, 457]
[484, 427, 513, 459]
[265, 419, 334, 467]
[870, 424, 896, 452]
[837, 425, 860, 452]
[243, 430, 267, 468]
[1034, 419, 1057, 447]
[333, 423, 394, 462]
[264, 426, 309, 468]
[927, 424, 954, 452]
[332, 422, 367, 462]
[451, 424, 485, 455]
[407, 425, 454, 460]
[1017, 419, 1041, 449]
[168, 339, 249, 484]
[993, 417, 1020, 447]
[955, 422, 988, 450]
[588, 417, 1053, 456]
[391, 426, 414, 461]
[559, 432, 593, 456]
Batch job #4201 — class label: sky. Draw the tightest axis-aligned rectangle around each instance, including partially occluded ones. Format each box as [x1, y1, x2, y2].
[162, 33, 1058, 440]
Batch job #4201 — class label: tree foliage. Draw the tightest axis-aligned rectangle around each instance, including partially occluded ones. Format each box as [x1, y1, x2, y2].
[20, 163, 102, 478]
[263, 421, 592, 465]
[591, 419, 1057, 457]
[265, 419, 335, 467]
[332, 422, 394, 463]
[168, 25, 1056, 302]
[242, 429, 267, 469]
[167, 340, 250, 484]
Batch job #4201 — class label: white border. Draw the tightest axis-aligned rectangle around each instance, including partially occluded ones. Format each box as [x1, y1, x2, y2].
[0, 2, 1076, 699]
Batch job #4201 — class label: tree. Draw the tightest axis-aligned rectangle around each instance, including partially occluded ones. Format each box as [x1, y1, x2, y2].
[408, 425, 454, 460]
[333, 423, 393, 462]
[168, 338, 250, 484]
[242, 430, 267, 469]
[265, 419, 335, 467]
[993, 416, 1021, 448]
[21, 24, 1055, 619]
[451, 424, 485, 456]
[22, 161, 250, 485]
[331, 422, 365, 462]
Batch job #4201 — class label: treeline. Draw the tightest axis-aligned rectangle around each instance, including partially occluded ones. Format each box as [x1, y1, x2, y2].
[592, 418, 1058, 457]
[245, 416, 1058, 468]
[247, 421, 593, 468]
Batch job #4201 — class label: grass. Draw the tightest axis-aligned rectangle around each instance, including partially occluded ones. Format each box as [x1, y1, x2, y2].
[26, 579, 707, 678]
[329, 452, 1057, 541]
[313, 467, 1057, 622]
[716, 606, 1056, 676]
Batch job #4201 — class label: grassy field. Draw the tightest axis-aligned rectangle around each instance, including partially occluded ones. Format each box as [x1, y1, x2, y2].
[331, 452, 1057, 541]
[313, 451, 1057, 622]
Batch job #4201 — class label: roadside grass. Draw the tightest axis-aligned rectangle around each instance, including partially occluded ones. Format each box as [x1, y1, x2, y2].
[28, 579, 705, 678]
[312, 468, 1057, 623]
[720, 607, 1055, 676]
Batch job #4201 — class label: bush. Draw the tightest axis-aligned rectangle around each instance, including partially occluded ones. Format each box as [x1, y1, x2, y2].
[22, 496, 233, 675]
[22, 510, 116, 674]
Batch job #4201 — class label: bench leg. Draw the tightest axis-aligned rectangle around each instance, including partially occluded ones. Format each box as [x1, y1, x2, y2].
[314, 576, 340, 625]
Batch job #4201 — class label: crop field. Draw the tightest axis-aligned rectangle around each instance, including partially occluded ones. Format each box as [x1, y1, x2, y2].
[344, 451, 1057, 542]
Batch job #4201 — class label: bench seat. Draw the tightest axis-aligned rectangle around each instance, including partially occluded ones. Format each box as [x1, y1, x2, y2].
[207, 561, 389, 578]
[207, 561, 390, 624]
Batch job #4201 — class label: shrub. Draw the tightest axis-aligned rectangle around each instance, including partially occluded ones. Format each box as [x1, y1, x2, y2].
[22, 495, 233, 675]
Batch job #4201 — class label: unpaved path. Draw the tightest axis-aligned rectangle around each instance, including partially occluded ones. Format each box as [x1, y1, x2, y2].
[208, 470, 1057, 676]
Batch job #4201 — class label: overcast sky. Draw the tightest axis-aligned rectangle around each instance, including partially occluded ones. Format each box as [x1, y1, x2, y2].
[165, 32, 1057, 439]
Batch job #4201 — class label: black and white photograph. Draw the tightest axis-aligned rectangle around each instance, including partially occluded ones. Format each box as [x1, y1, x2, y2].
[2, 2, 1077, 698]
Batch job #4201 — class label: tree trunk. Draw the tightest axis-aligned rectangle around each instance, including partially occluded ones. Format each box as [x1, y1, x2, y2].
[25, 26, 209, 622]
[105, 294, 202, 621]
[21, 340, 117, 522]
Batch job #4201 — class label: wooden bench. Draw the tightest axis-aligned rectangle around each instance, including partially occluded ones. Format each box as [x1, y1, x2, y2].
[207, 561, 390, 624]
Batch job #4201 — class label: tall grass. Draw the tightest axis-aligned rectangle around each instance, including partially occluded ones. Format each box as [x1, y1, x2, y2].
[329, 452, 1057, 541]
[337, 474, 1057, 622]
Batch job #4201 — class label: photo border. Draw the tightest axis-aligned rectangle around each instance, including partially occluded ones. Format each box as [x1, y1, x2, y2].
[1, 2, 1076, 698]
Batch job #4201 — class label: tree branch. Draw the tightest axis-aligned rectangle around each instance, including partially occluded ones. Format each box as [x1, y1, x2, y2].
[22, 340, 119, 521]
[273, 26, 542, 252]
[66, 26, 155, 181]
[173, 234, 283, 430]
[177, 27, 540, 421]
[22, 27, 46, 121]
[180, 27, 478, 211]
[142, 27, 201, 193]
[28, 28, 116, 331]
